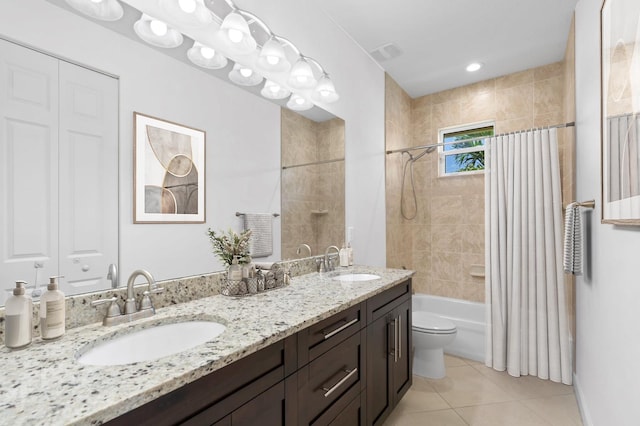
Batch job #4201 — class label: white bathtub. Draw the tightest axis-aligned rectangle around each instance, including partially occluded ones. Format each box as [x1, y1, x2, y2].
[412, 293, 485, 362]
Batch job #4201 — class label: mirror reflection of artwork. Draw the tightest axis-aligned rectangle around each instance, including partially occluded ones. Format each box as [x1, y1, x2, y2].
[134, 113, 205, 223]
[601, 0, 640, 224]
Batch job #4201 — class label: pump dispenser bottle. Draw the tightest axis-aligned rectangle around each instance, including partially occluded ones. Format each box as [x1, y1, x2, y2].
[40, 276, 65, 339]
[5, 281, 33, 348]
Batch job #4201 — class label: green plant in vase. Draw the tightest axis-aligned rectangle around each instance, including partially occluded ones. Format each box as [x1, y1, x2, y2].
[206, 228, 252, 267]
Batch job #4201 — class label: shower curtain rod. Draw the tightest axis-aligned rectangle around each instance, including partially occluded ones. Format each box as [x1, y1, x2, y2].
[282, 157, 344, 170]
[385, 121, 575, 155]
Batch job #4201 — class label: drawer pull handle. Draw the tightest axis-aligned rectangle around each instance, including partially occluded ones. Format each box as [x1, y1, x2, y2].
[398, 315, 402, 360]
[322, 318, 359, 340]
[322, 367, 358, 398]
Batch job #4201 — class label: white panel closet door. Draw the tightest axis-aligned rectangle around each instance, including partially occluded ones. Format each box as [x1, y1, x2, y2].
[58, 61, 118, 295]
[0, 39, 59, 303]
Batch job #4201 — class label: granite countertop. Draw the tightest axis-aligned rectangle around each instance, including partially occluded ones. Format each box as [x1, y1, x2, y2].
[0, 266, 413, 426]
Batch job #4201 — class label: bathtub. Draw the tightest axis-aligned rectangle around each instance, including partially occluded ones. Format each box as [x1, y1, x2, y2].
[412, 293, 485, 362]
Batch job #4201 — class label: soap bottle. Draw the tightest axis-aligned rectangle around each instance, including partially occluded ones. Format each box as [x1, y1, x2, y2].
[339, 244, 349, 267]
[228, 256, 242, 281]
[40, 276, 65, 340]
[5, 281, 33, 349]
[347, 242, 354, 266]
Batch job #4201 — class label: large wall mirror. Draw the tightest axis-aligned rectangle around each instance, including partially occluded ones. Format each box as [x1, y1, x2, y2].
[281, 109, 345, 259]
[0, 1, 346, 306]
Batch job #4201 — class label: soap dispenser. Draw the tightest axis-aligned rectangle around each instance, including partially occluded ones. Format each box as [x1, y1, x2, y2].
[339, 244, 349, 267]
[40, 276, 65, 340]
[4, 281, 33, 349]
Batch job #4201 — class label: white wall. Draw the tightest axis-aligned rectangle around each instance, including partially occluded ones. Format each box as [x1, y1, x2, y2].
[574, 0, 640, 424]
[0, 0, 386, 283]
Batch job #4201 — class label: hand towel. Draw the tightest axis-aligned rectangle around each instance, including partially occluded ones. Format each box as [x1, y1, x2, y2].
[243, 213, 273, 258]
[563, 203, 583, 275]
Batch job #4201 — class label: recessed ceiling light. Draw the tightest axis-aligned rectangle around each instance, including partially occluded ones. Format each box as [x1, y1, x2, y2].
[466, 62, 483, 72]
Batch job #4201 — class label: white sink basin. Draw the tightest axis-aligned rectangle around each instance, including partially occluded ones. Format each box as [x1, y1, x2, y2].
[332, 273, 381, 282]
[77, 320, 226, 366]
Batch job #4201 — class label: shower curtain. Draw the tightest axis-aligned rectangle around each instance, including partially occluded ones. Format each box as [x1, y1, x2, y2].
[484, 128, 572, 385]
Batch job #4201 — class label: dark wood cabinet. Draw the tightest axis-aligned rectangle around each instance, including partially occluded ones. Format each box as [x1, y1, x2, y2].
[366, 280, 412, 426]
[106, 278, 412, 426]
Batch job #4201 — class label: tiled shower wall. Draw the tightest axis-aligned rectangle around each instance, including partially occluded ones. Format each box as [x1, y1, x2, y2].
[281, 109, 345, 259]
[386, 53, 575, 302]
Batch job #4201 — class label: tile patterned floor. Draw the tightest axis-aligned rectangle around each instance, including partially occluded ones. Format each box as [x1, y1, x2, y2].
[384, 355, 583, 426]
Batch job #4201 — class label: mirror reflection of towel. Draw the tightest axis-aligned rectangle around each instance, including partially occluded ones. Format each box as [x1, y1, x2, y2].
[244, 213, 273, 258]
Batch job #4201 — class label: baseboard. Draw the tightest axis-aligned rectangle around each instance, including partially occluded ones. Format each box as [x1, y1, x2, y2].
[573, 372, 593, 426]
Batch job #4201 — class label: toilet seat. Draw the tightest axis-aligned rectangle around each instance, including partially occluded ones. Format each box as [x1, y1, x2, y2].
[413, 312, 456, 334]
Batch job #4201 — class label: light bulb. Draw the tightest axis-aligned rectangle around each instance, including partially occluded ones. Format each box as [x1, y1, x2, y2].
[269, 84, 280, 93]
[295, 97, 305, 105]
[320, 89, 331, 97]
[296, 75, 308, 84]
[90, 0, 103, 3]
[239, 68, 253, 78]
[200, 46, 215, 59]
[466, 62, 483, 72]
[178, 0, 196, 13]
[150, 20, 168, 37]
[228, 28, 243, 43]
[266, 55, 280, 65]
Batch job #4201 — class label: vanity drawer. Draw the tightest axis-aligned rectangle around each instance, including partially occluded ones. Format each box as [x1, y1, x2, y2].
[298, 302, 364, 366]
[298, 330, 365, 425]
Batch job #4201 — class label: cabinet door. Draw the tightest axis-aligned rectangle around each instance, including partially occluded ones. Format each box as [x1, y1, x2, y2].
[391, 299, 412, 404]
[231, 381, 285, 426]
[366, 313, 393, 426]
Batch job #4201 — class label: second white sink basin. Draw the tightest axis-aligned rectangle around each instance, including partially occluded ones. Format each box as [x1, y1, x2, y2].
[332, 273, 381, 282]
[77, 320, 226, 366]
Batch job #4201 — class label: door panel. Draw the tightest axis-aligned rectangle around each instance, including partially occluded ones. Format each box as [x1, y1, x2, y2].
[58, 61, 118, 295]
[392, 300, 412, 403]
[0, 39, 59, 303]
[366, 315, 392, 425]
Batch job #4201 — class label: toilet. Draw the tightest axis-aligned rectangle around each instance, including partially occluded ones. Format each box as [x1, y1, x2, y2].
[412, 312, 457, 379]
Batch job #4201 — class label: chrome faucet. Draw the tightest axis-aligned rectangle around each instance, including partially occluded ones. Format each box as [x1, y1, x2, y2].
[296, 243, 312, 258]
[324, 246, 340, 272]
[92, 269, 163, 326]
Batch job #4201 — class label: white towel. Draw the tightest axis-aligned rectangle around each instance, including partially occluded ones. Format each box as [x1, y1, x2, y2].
[243, 213, 273, 258]
[563, 203, 582, 275]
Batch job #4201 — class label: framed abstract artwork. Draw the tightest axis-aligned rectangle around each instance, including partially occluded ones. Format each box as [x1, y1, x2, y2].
[134, 112, 205, 223]
[601, 0, 640, 224]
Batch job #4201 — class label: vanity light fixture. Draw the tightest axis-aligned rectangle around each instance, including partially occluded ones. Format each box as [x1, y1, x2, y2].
[288, 57, 317, 89]
[134, 14, 183, 48]
[59, 0, 340, 112]
[313, 74, 339, 103]
[215, 11, 257, 55]
[260, 80, 291, 100]
[466, 62, 483, 72]
[228, 63, 263, 86]
[187, 41, 228, 69]
[158, 0, 212, 28]
[64, 0, 124, 21]
[286, 93, 313, 111]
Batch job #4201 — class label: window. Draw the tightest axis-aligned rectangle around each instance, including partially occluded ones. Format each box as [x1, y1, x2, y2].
[438, 122, 494, 176]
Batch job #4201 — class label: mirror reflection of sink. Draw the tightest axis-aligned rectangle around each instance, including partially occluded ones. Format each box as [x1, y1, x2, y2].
[76, 320, 226, 366]
[332, 273, 381, 282]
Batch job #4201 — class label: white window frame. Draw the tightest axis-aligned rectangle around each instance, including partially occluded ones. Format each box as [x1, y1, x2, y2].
[438, 120, 495, 177]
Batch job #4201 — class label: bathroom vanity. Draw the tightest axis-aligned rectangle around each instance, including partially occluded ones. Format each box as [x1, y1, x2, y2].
[0, 267, 413, 426]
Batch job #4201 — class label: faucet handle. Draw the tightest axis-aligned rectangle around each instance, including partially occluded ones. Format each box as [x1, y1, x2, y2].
[91, 297, 122, 318]
[138, 287, 163, 312]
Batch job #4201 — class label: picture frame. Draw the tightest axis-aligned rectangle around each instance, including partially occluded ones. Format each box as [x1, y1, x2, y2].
[134, 112, 206, 223]
[601, 0, 640, 224]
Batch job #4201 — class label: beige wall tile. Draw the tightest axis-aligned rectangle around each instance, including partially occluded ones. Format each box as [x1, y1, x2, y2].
[496, 84, 534, 121]
[534, 61, 564, 80]
[495, 69, 534, 90]
[534, 76, 563, 117]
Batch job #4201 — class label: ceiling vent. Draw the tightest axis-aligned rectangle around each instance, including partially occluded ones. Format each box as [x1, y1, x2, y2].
[369, 43, 403, 62]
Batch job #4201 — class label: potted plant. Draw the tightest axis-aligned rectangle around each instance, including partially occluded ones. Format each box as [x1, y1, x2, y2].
[206, 228, 252, 266]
